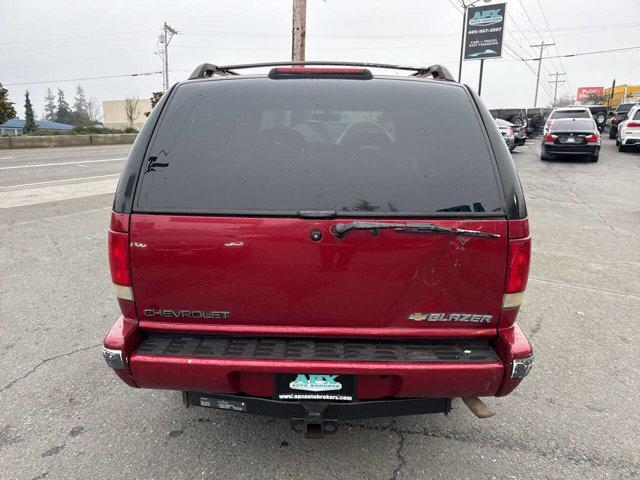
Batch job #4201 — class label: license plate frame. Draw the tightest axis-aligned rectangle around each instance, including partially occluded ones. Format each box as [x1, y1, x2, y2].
[275, 373, 356, 402]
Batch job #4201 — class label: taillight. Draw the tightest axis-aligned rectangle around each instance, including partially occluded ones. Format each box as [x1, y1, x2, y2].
[627, 121, 640, 128]
[585, 134, 600, 143]
[505, 239, 531, 294]
[108, 212, 136, 318]
[544, 134, 557, 142]
[508, 127, 514, 136]
[269, 67, 372, 79]
[500, 219, 531, 327]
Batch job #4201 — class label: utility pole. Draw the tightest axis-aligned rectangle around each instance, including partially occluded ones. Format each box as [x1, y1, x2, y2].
[548, 72, 566, 105]
[531, 42, 554, 107]
[157, 22, 178, 92]
[291, 0, 307, 61]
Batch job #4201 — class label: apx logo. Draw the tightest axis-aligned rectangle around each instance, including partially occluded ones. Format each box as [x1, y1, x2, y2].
[469, 9, 503, 27]
[289, 374, 342, 392]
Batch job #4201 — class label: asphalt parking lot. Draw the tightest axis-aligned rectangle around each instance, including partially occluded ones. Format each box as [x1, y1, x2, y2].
[1, 140, 639, 480]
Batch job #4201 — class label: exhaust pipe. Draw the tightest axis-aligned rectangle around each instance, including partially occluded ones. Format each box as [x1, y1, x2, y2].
[462, 397, 495, 418]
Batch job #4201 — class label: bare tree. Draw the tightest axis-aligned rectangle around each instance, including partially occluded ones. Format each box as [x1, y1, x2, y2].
[549, 94, 575, 108]
[124, 95, 140, 128]
[581, 92, 605, 105]
[86, 97, 102, 124]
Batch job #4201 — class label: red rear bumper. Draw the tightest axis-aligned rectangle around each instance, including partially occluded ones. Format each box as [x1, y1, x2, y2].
[103, 317, 532, 399]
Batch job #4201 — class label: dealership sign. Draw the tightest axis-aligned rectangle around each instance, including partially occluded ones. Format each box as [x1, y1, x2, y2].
[576, 87, 604, 100]
[464, 3, 506, 60]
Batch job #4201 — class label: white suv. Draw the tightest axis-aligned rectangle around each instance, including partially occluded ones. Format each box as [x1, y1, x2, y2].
[544, 106, 593, 135]
[617, 104, 640, 152]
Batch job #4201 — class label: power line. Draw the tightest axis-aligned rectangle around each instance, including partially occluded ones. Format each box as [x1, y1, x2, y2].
[516, 0, 562, 77]
[502, 42, 554, 101]
[0, 34, 157, 54]
[180, 22, 640, 40]
[535, 0, 573, 97]
[5, 71, 162, 86]
[527, 44, 640, 60]
[0, 29, 158, 47]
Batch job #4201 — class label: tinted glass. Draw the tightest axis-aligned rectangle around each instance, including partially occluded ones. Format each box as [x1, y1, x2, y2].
[632, 110, 640, 120]
[135, 78, 502, 215]
[550, 110, 590, 119]
[550, 119, 595, 132]
[617, 104, 633, 113]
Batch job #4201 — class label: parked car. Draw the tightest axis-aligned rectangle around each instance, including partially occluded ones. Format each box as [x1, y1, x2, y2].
[585, 105, 608, 132]
[513, 124, 527, 147]
[544, 106, 593, 135]
[103, 61, 533, 438]
[617, 104, 640, 152]
[490, 108, 528, 129]
[541, 118, 600, 162]
[609, 101, 639, 139]
[495, 118, 516, 151]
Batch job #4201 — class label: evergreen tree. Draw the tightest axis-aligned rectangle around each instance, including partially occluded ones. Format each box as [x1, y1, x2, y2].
[0, 82, 17, 124]
[150, 91, 163, 108]
[43, 88, 56, 121]
[23, 91, 37, 133]
[72, 85, 91, 126]
[55, 88, 73, 125]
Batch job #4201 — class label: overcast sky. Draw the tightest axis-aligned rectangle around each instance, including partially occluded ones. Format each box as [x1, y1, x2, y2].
[1, 0, 639, 120]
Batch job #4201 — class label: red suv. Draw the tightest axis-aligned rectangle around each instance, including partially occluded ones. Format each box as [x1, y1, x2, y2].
[103, 62, 533, 438]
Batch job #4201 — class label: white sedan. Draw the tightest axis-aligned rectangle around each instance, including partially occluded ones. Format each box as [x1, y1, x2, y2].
[617, 104, 640, 152]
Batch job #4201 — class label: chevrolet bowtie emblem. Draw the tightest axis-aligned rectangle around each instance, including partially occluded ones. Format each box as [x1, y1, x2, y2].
[408, 312, 428, 321]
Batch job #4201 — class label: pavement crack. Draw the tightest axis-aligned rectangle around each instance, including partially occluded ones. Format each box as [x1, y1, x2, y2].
[0, 343, 101, 394]
[556, 169, 640, 244]
[529, 276, 640, 299]
[389, 422, 407, 480]
[345, 421, 639, 474]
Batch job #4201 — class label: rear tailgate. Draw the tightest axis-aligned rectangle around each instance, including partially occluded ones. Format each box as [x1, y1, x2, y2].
[129, 76, 510, 338]
[131, 215, 507, 335]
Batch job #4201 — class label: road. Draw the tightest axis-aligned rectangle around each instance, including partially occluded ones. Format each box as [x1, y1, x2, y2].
[1, 141, 639, 479]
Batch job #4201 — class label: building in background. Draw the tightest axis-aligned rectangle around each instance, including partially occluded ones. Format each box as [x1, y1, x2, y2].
[0, 118, 73, 136]
[102, 99, 152, 130]
[603, 84, 640, 109]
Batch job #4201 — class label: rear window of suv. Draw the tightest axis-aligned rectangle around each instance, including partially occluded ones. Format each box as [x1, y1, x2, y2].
[135, 78, 502, 216]
[616, 104, 633, 113]
[549, 109, 590, 120]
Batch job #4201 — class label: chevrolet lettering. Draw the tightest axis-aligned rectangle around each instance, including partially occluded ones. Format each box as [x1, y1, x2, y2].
[143, 309, 231, 319]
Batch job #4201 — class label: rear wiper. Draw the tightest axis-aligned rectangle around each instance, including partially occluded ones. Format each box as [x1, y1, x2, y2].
[329, 221, 500, 239]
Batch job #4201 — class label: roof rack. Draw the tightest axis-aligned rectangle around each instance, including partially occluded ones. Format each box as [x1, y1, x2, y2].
[188, 61, 455, 82]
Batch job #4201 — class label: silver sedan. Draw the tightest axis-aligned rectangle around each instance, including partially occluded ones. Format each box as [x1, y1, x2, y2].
[495, 118, 516, 151]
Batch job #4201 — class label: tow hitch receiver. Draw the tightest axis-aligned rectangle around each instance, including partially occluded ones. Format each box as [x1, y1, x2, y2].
[291, 402, 338, 438]
[183, 392, 451, 437]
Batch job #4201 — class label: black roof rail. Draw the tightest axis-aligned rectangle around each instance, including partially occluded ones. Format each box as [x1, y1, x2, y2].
[188, 63, 240, 79]
[187, 61, 456, 81]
